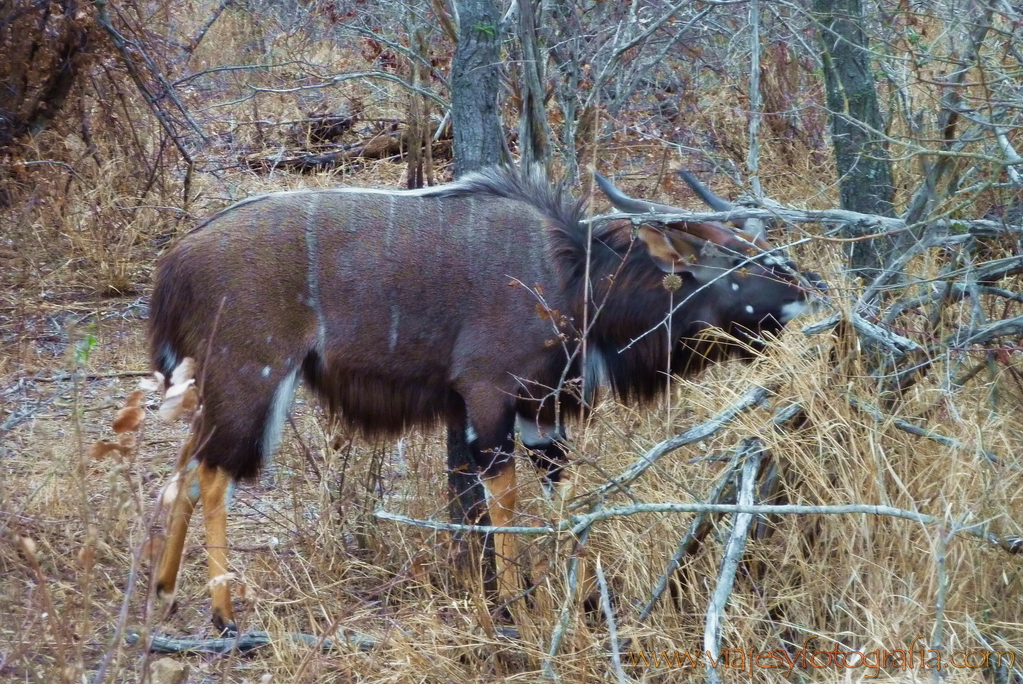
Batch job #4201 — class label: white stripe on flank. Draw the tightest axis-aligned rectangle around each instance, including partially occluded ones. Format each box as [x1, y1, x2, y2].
[584, 347, 609, 403]
[389, 304, 400, 352]
[262, 369, 300, 459]
[304, 194, 327, 353]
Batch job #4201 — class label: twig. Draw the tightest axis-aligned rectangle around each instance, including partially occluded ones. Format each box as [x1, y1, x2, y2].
[185, 0, 233, 54]
[930, 523, 950, 684]
[91, 499, 164, 684]
[746, 0, 763, 200]
[375, 509, 553, 535]
[575, 384, 774, 507]
[595, 556, 627, 684]
[92, 1, 206, 144]
[883, 282, 1023, 326]
[245, 71, 446, 108]
[378, 502, 1023, 556]
[846, 394, 1001, 464]
[639, 450, 744, 621]
[541, 525, 592, 682]
[20, 538, 70, 681]
[702, 440, 761, 684]
[33, 370, 151, 382]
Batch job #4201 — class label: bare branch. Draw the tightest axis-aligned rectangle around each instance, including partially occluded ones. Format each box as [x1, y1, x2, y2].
[589, 208, 1023, 238]
[376, 502, 1023, 557]
[577, 384, 775, 507]
[802, 312, 924, 355]
[846, 394, 1001, 464]
[703, 439, 761, 684]
[595, 556, 627, 684]
[541, 525, 593, 682]
[125, 628, 376, 654]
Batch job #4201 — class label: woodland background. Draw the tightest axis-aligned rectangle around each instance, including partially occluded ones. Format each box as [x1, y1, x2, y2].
[2, 0, 1023, 682]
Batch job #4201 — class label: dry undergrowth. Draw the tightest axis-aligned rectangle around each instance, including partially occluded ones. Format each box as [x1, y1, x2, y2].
[3, 3, 1023, 684]
[4, 267, 1023, 682]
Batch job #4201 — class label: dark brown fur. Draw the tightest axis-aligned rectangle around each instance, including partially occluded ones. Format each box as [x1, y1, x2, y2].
[150, 166, 811, 482]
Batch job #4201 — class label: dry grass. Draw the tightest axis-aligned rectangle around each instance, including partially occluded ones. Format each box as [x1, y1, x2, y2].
[5, 293, 1023, 682]
[3, 2, 1023, 683]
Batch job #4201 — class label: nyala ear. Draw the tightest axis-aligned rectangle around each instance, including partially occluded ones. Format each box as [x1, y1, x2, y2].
[636, 226, 702, 273]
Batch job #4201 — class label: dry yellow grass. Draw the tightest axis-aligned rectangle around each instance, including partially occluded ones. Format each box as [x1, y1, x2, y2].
[3, 3, 1023, 683]
[5, 291, 1023, 682]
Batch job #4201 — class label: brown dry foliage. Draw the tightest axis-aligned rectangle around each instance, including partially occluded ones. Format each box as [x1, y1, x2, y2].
[1, 2, 1022, 683]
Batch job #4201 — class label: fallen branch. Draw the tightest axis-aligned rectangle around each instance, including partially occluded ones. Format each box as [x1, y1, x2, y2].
[376, 502, 1023, 555]
[126, 629, 377, 654]
[595, 556, 628, 684]
[802, 312, 923, 355]
[574, 384, 775, 508]
[949, 314, 1023, 348]
[541, 525, 593, 681]
[703, 440, 761, 684]
[883, 283, 1023, 325]
[847, 394, 1002, 464]
[247, 131, 452, 173]
[639, 449, 745, 621]
[589, 208, 1022, 238]
[34, 370, 152, 382]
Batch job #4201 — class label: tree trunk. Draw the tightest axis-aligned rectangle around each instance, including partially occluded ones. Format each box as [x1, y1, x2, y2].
[450, 0, 506, 177]
[516, 0, 550, 171]
[814, 0, 895, 280]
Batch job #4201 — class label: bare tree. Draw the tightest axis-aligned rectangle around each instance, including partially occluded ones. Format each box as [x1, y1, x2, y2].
[450, 0, 506, 176]
[813, 0, 896, 280]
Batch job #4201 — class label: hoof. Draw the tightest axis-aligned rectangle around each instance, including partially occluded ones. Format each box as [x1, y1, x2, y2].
[154, 584, 179, 618]
[492, 603, 515, 625]
[211, 611, 237, 636]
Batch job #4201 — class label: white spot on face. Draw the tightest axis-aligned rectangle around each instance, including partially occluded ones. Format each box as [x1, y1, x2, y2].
[465, 423, 478, 444]
[780, 300, 810, 323]
[261, 366, 271, 378]
[731, 282, 740, 292]
[266, 335, 273, 343]
[745, 305, 755, 314]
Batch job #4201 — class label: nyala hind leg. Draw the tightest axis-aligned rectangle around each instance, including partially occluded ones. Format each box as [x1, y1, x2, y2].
[154, 435, 199, 618]
[197, 461, 236, 634]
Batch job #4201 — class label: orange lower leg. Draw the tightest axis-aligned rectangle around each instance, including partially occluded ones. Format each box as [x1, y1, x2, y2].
[198, 462, 235, 632]
[483, 465, 519, 602]
[155, 436, 198, 604]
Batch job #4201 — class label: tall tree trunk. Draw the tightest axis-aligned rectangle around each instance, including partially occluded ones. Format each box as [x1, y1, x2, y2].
[516, 0, 550, 171]
[450, 0, 505, 176]
[814, 0, 896, 280]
